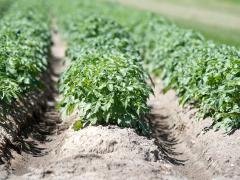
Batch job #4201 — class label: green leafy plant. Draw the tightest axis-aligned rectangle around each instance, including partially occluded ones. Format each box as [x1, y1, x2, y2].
[53, 4, 152, 135]
[59, 52, 152, 135]
[53, 0, 240, 132]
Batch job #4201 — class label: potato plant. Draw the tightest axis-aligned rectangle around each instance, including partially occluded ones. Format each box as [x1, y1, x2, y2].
[59, 52, 151, 134]
[54, 5, 152, 134]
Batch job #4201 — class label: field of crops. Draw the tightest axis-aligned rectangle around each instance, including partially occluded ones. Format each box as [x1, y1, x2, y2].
[58, 0, 239, 132]
[0, 0, 239, 179]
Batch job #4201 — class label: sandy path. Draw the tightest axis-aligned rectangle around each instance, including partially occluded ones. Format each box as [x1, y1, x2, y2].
[118, 0, 240, 31]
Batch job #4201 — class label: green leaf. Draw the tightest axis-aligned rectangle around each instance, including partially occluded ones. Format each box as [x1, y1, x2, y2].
[72, 120, 83, 131]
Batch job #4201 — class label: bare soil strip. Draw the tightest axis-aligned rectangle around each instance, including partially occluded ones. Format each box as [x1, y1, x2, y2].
[118, 0, 240, 31]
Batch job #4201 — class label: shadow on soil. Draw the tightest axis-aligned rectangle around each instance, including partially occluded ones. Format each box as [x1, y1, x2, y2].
[0, 55, 63, 164]
[147, 110, 186, 165]
[14, 57, 62, 158]
[0, 70, 53, 164]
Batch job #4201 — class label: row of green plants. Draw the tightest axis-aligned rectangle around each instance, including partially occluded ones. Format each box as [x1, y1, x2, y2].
[110, 3, 240, 131]
[137, 20, 240, 131]
[0, 0, 51, 104]
[54, 1, 152, 135]
[58, 0, 240, 132]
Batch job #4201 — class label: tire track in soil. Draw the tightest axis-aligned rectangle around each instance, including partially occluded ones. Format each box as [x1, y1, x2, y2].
[118, 0, 240, 31]
[148, 78, 214, 180]
[149, 79, 213, 180]
[148, 78, 240, 180]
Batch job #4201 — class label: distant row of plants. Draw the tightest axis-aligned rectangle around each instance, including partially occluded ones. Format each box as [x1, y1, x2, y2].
[54, 1, 152, 135]
[56, 0, 240, 132]
[136, 18, 240, 131]
[0, 0, 51, 104]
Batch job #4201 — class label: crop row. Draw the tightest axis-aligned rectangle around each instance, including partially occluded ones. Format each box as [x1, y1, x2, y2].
[59, 0, 240, 131]
[54, 1, 152, 135]
[135, 19, 240, 131]
[0, 0, 51, 104]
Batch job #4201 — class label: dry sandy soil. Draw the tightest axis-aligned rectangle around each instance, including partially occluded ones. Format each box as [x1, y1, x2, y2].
[117, 0, 240, 31]
[7, 126, 184, 180]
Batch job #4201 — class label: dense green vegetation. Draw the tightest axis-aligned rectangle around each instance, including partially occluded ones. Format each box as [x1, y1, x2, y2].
[112, 4, 240, 131]
[0, 0, 51, 104]
[171, 20, 240, 48]
[54, 2, 152, 135]
[137, 20, 240, 131]
[0, 0, 238, 133]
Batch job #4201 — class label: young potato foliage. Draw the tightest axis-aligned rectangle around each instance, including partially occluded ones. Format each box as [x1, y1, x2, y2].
[59, 15, 141, 61]
[59, 52, 152, 135]
[54, 3, 152, 135]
